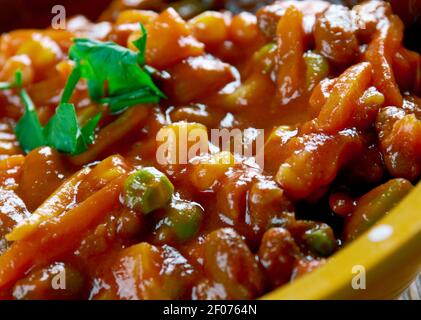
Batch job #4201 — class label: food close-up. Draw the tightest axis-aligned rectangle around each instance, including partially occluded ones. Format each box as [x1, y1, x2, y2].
[0, 0, 420, 301]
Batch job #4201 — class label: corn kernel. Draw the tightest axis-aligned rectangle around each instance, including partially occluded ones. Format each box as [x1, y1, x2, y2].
[229, 12, 258, 45]
[55, 60, 76, 82]
[127, 30, 142, 52]
[16, 35, 61, 69]
[264, 126, 297, 174]
[189, 11, 229, 46]
[190, 151, 235, 191]
[0, 55, 34, 85]
[86, 155, 129, 189]
[116, 10, 158, 25]
[156, 122, 209, 166]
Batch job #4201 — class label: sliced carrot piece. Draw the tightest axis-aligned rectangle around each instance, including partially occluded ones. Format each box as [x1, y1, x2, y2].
[393, 47, 421, 94]
[70, 105, 150, 166]
[0, 155, 25, 190]
[313, 62, 372, 134]
[276, 129, 363, 199]
[364, 15, 404, 107]
[308, 78, 337, 117]
[275, 5, 306, 105]
[0, 155, 25, 171]
[7, 155, 130, 242]
[0, 174, 127, 291]
[6, 167, 91, 242]
[82, 155, 130, 191]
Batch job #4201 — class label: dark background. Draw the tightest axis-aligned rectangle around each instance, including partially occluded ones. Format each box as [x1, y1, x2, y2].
[0, 0, 112, 32]
[0, 0, 420, 31]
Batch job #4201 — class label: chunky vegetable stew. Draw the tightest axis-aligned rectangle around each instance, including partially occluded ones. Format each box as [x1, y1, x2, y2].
[0, 0, 420, 300]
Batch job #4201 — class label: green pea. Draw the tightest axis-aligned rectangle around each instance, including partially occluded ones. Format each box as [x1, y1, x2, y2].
[252, 43, 277, 74]
[303, 223, 337, 257]
[155, 198, 203, 243]
[123, 167, 174, 214]
[304, 51, 330, 91]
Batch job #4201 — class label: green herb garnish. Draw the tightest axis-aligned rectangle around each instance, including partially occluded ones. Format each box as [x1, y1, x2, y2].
[0, 72, 101, 155]
[15, 98, 101, 155]
[2, 24, 162, 155]
[43, 103, 101, 154]
[63, 24, 165, 114]
[14, 88, 45, 153]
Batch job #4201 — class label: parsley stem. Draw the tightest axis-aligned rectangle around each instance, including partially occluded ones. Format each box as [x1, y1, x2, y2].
[0, 82, 13, 90]
[20, 88, 36, 112]
[61, 66, 81, 104]
[100, 88, 161, 114]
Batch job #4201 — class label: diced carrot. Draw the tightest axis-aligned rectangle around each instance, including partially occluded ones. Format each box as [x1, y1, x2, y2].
[116, 10, 158, 25]
[189, 11, 229, 47]
[229, 12, 260, 46]
[162, 55, 235, 104]
[17, 147, 68, 211]
[189, 151, 235, 191]
[145, 8, 204, 69]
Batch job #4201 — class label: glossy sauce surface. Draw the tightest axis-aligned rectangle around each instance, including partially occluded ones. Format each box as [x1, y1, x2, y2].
[0, 0, 420, 300]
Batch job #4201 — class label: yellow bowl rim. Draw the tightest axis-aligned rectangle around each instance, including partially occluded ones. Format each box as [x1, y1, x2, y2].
[262, 181, 421, 300]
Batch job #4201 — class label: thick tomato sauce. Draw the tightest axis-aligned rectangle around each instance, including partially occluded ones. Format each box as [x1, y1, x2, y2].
[0, 0, 420, 299]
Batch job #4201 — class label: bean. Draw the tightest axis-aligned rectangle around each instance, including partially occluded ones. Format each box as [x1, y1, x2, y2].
[258, 227, 300, 288]
[203, 228, 264, 299]
[344, 178, 413, 242]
